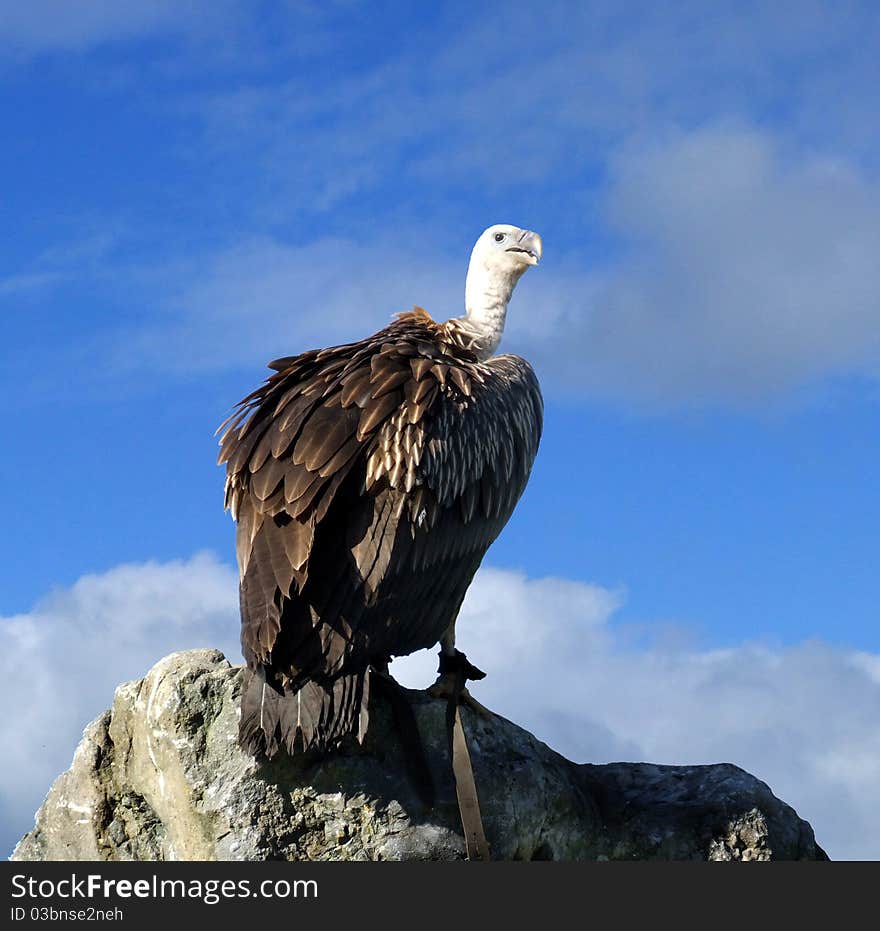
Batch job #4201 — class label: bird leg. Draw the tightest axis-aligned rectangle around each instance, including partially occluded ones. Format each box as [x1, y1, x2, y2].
[427, 628, 491, 718]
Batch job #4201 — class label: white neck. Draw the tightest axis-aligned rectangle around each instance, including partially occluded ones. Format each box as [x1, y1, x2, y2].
[462, 261, 526, 359]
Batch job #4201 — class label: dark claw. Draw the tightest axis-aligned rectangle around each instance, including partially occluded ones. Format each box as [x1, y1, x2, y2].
[436, 649, 486, 682]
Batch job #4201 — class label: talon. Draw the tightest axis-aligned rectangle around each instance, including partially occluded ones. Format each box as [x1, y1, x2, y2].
[437, 649, 486, 681]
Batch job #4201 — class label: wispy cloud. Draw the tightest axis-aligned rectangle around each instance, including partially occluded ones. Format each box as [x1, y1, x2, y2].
[0, 233, 118, 298]
[184, 2, 880, 216]
[129, 236, 462, 375]
[0, 271, 60, 296]
[0, 2, 209, 55]
[120, 121, 880, 406]
[2, 555, 878, 858]
[517, 124, 880, 405]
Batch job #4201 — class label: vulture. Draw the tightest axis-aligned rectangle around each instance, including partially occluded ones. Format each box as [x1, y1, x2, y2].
[218, 224, 544, 758]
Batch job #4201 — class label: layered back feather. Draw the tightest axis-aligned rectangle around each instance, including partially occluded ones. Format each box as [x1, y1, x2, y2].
[219, 308, 543, 757]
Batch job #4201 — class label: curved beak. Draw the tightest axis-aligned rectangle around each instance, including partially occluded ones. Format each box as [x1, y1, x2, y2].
[506, 229, 542, 265]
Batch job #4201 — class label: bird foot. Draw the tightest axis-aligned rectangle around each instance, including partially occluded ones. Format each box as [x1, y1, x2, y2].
[426, 650, 492, 718]
[427, 676, 492, 718]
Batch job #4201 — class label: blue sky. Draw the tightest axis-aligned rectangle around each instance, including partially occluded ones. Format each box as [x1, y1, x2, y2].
[1, 1, 879, 859]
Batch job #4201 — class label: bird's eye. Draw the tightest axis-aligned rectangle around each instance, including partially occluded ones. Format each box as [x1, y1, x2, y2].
[494, 232, 505, 242]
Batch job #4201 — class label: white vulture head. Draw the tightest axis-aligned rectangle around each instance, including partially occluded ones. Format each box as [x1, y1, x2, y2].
[463, 223, 542, 359]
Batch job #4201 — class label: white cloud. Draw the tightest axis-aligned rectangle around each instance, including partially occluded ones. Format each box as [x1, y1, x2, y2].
[396, 567, 880, 861]
[3, 555, 878, 859]
[544, 125, 880, 405]
[0, 552, 240, 857]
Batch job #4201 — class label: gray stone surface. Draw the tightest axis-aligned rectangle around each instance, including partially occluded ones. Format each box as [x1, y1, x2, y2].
[13, 649, 828, 861]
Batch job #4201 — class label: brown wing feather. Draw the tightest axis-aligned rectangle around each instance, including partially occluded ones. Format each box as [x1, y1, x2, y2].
[221, 309, 542, 755]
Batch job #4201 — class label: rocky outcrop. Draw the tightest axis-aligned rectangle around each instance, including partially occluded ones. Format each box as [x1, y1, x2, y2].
[13, 649, 827, 861]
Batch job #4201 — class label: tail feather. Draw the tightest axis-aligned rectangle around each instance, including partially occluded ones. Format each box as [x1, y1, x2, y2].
[239, 665, 371, 758]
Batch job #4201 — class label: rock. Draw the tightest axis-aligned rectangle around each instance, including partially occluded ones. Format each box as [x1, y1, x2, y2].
[13, 649, 827, 861]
